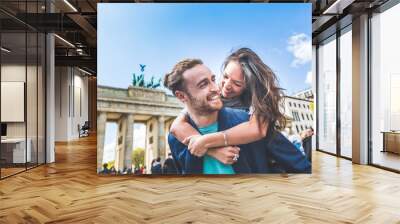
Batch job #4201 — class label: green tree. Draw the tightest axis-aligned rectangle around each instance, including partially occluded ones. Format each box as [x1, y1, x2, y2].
[132, 147, 145, 169]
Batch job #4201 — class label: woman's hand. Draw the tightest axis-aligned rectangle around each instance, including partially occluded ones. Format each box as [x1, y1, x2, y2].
[207, 146, 240, 165]
[183, 135, 208, 157]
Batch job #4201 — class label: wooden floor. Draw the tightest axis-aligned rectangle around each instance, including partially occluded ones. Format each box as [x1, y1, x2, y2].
[1, 167, 26, 178]
[1, 163, 43, 178]
[0, 135, 400, 223]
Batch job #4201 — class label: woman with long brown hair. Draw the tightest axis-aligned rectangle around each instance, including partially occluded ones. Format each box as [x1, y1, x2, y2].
[169, 47, 286, 160]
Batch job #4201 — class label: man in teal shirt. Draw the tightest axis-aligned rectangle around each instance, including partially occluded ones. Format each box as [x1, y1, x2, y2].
[164, 59, 245, 174]
[198, 122, 235, 174]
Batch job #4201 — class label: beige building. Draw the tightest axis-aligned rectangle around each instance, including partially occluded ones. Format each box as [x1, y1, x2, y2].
[282, 96, 314, 135]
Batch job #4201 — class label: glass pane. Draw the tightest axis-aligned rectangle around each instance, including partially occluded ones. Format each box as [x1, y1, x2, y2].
[318, 35, 337, 154]
[340, 28, 352, 158]
[27, 31, 38, 169]
[1, 31, 27, 177]
[38, 33, 45, 165]
[371, 4, 400, 171]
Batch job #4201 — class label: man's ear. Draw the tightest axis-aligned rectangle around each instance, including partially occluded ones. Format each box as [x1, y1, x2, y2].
[175, 90, 187, 103]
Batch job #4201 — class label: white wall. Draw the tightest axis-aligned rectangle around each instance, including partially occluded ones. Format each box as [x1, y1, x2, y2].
[73, 73, 89, 137]
[55, 66, 69, 141]
[55, 67, 89, 141]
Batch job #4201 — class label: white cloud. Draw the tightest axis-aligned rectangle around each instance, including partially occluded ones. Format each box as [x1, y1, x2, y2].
[287, 33, 312, 67]
[305, 71, 312, 85]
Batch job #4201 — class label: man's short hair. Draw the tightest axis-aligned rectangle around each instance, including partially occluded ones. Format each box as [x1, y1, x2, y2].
[164, 59, 203, 95]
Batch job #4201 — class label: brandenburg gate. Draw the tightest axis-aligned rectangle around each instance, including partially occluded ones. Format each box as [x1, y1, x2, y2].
[97, 85, 184, 173]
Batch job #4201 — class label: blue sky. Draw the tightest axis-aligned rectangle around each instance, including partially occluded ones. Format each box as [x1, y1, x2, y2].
[98, 3, 312, 163]
[98, 3, 312, 96]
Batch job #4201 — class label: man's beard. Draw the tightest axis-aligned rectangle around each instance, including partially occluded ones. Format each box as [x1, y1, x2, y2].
[187, 92, 221, 116]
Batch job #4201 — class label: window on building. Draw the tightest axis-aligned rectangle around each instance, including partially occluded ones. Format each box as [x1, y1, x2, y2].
[306, 114, 310, 120]
[292, 111, 301, 121]
[289, 102, 292, 107]
[296, 125, 299, 133]
[301, 113, 305, 120]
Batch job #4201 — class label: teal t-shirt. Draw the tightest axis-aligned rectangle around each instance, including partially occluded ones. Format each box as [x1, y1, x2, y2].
[198, 122, 235, 174]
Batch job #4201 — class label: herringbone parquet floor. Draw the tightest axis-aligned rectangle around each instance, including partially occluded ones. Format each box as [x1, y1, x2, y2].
[0, 135, 399, 223]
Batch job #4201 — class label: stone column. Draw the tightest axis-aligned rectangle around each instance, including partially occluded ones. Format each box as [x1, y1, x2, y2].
[164, 118, 173, 159]
[97, 112, 107, 172]
[123, 114, 134, 172]
[115, 115, 126, 172]
[157, 116, 166, 161]
[145, 118, 155, 173]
